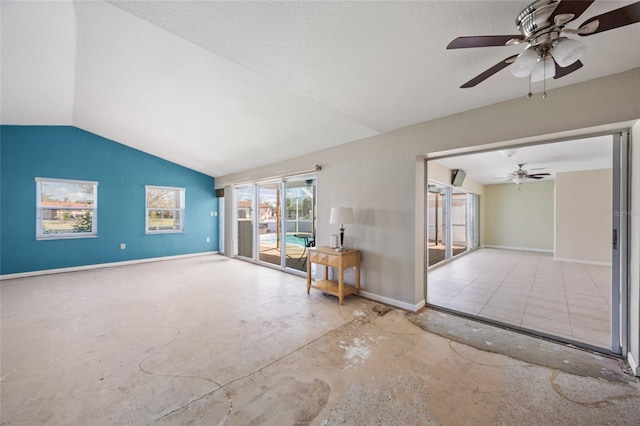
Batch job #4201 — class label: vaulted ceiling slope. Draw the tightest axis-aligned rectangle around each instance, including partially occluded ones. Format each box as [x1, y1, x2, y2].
[2, 1, 639, 177]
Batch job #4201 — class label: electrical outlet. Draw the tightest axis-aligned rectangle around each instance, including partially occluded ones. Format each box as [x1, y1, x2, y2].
[206, 237, 211, 243]
[120, 243, 126, 250]
[210, 211, 218, 217]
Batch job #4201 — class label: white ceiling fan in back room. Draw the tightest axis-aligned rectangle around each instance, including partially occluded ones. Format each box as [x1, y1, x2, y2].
[493, 164, 551, 185]
[446, 0, 640, 96]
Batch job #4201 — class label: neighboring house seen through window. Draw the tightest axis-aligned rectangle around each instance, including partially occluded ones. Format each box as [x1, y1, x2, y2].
[146, 186, 185, 233]
[36, 177, 98, 239]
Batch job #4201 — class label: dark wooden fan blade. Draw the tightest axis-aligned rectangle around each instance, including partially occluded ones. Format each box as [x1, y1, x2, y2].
[447, 35, 523, 49]
[526, 176, 545, 180]
[528, 173, 551, 177]
[554, 59, 583, 79]
[579, 1, 640, 35]
[549, 0, 595, 24]
[460, 55, 518, 88]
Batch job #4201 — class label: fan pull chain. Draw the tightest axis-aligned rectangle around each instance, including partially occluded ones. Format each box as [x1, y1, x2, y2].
[543, 57, 547, 98]
[526, 58, 552, 99]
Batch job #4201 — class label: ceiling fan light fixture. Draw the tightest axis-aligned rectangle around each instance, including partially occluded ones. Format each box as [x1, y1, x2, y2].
[510, 46, 538, 77]
[448, 1, 640, 89]
[553, 38, 585, 67]
[530, 57, 556, 82]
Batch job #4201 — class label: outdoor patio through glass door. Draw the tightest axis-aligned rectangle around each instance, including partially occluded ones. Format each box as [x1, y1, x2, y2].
[258, 182, 281, 266]
[451, 189, 469, 258]
[427, 185, 447, 266]
[428, 182, 477, 267]
[284, 178, 316, 271]
[235, 175, 316, 274]
[236, 185, 254, 259]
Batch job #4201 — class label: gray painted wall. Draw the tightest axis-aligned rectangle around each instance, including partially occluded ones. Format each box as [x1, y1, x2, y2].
[217, 68, 640, 373]
[484, 181, 554, 252]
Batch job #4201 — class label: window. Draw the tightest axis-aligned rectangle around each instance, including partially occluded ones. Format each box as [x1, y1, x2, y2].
[36, 178, 98, 239]
[146, 186, 185, 233]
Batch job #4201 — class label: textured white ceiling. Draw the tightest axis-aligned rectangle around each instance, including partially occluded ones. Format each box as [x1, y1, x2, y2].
[2, 1, 639, 177]
[433, 135, 613, 185]
[0, 2, 76, 124]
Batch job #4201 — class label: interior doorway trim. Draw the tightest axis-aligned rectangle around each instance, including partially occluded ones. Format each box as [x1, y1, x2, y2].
[423, 129, 630, 356]
[612, 131, 629, 356]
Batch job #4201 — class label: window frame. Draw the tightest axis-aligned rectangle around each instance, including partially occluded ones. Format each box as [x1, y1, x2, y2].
[145, 185, 186, 234]
[35, 177, 99, 240]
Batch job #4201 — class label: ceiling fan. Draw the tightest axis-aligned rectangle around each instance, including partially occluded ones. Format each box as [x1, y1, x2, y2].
[497, 164, 551, 183]
[447, 0, 640, 89]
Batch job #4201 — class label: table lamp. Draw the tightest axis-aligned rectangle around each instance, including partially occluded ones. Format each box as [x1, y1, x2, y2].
[329, 207, 354, 251]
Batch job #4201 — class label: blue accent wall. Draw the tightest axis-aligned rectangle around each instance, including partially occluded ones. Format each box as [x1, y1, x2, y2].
[1, 126, 218, 275]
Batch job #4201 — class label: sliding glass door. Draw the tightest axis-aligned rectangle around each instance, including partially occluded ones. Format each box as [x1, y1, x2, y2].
[258, 182, 281, 266]
[285, 178, 316, 271]
[428, 185, 448, 267]
[451, 189, 468, 258]
[234, 175, 316, 273]
[427, 182, 478, 267]
[236, 186, 254, 259]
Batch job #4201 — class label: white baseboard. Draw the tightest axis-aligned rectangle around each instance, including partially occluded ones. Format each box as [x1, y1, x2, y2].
[480, 246, 610, 266]
[482, 245, 554, 254]
[0, 251, 220, 280]
[553, 257, 611, 266]
[360, 290, 425, 312]
[628, 352, 639, 377]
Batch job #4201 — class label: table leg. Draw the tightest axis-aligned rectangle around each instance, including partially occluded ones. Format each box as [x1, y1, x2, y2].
[338, 264, 345, 305]
[306, 258, 312, 294]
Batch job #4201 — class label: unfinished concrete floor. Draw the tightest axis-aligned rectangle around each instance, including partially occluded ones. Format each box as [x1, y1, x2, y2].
[2, 255, 639, 425]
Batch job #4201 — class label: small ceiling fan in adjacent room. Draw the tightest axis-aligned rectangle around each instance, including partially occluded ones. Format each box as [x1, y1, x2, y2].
[495, 164, 551, 184]
[446, 0, 640, 91]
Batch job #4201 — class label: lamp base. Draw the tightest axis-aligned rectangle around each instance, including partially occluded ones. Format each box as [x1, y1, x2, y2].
[338, 227, 345, 252]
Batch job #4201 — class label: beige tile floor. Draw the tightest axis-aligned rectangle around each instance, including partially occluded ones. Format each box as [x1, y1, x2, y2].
[427, 248, 612, 349]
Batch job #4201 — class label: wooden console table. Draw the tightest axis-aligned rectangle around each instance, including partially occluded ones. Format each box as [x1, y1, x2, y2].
[307, 246, 360, 305]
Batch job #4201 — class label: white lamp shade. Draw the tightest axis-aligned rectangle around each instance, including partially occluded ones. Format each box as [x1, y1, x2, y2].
[330, 207, 354, 225]
[510, 47, 538, 78]
[530, 58, 556, 82]
[553, 38, 585, 67]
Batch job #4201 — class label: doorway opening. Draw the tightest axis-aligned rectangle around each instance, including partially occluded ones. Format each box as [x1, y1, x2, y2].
[426, 132, 628, 356]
